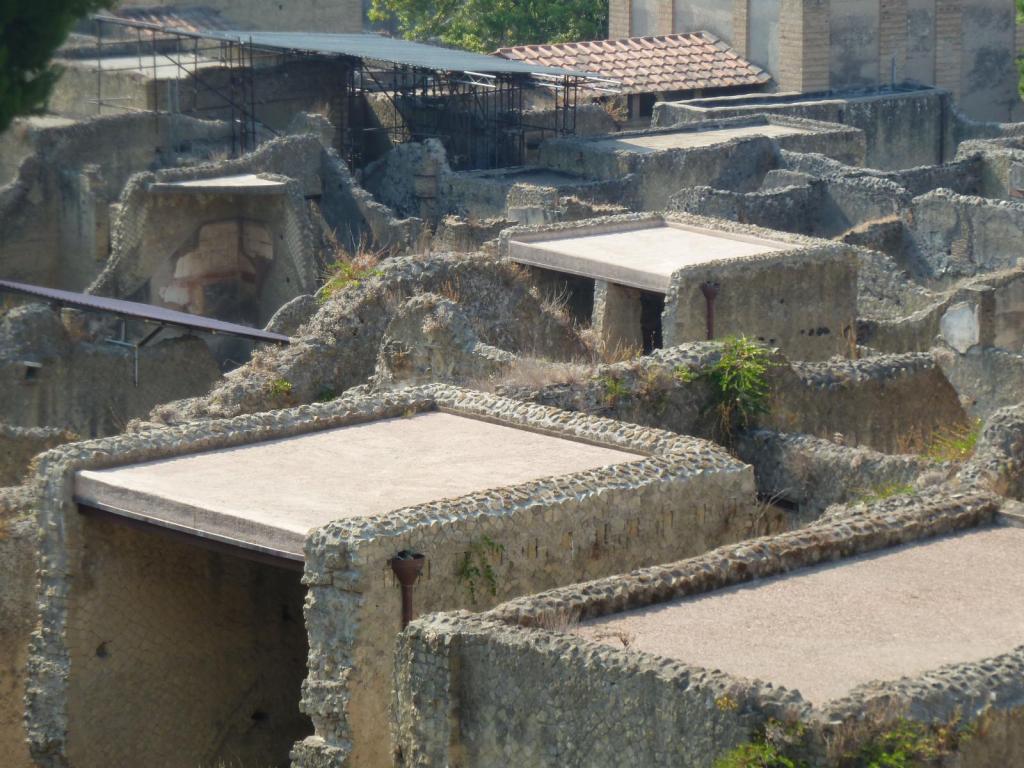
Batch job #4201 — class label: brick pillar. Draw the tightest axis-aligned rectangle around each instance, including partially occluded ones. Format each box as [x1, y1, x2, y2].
[593, 281, 643, 355]
[609, 0, 631, 38]
[934, 0, 963, 100]
[657, 0, 674, 35]
[777, 0, 830, 93]
[732, 0, 749, 57]
[878, 0, 908, 86]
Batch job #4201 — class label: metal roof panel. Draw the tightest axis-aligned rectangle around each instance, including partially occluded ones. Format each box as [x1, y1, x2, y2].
[196, 30, 593, 77]
[0, 280, 291, 344]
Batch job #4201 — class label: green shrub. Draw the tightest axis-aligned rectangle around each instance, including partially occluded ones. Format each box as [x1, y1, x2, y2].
[319, 259, 382, 303]
[715, 742, 801, 768]
[677, 336, 777, 442]
[268, 379, 293, 400]
[600, 375, 632, 406]
[715, 720, 808, 768]
[846, 718, 973, 768]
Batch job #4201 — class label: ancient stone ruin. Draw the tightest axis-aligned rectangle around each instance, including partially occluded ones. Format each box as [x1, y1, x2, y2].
[3, 3, 1024, 768]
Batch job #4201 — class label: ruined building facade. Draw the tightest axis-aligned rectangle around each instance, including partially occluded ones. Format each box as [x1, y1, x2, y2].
[610, 0, 1024, 121]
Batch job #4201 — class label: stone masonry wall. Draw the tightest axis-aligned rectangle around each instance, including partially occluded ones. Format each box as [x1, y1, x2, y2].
[537, 116, 865, 210]
[907, 190, 1024, 282]
[1, 489, 36, 768]
[0, 304, 223, 438]
[653, 89, 948, 170]
[499, 345, 969, 456]
[298, 386, 758, 767]
[0, 113, 231, 290]
[500, 211, 858, 361]
[394, 489, 1003, 767]
[0, 425, 76, 487]
[66, 516, 311, 768]
[26, 385, 758, 768]
[663, 234, 858, 360]
[734, 429, 931, 517]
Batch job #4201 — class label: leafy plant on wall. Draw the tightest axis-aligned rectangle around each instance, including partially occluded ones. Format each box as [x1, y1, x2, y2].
[456, 535, 505, 603]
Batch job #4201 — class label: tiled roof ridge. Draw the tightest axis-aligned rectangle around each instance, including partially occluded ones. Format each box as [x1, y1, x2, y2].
[494, 32, 770, 95]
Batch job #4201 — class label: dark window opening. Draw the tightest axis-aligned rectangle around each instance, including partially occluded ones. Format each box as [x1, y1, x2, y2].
[531, 267, 595, 328]
[639, 291, 664, 353]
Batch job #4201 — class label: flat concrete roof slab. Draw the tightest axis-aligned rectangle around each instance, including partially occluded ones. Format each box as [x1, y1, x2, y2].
[75, 412, 640, 559]
[587, 123, 814, 154]
[580, 527, 1024, 704]
[509, 222, 791, 292]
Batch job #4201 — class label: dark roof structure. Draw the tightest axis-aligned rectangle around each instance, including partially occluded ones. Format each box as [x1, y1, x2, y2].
[181, 29, 597, 78]
[495, 33, 770, 95]
[0, 280, 291, 344]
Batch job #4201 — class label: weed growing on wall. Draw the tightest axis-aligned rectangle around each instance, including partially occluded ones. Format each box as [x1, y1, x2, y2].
[268, 378, 294, 403]
[847, 717, 974, 767]
[456, 536, 505, 603]
[676, 336, 777, 443]
[924, 420, 982, 464]
[716, 714, 976, 768]
[600, 375, 631, 406]
[714, 719, 808, 768]
[319, 260, 383, 303]
[855, 483, 916, 505]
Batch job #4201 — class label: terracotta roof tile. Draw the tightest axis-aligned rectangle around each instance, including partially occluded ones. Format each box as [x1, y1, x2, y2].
[496, 32, 770, 94]
[110, 5, 233, 33]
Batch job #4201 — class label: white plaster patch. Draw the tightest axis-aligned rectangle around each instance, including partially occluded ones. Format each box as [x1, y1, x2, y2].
[940, 301, 980, 354]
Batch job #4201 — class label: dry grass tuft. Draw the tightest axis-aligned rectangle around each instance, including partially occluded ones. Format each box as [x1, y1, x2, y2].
[534, 608, 580, 634]
[472, 356, 592, 392]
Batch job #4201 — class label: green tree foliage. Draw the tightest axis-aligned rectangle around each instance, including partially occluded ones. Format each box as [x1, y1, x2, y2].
[1018, 0, 1024, 96]
[369, 0, 608, 53]
[0, 0, 108, 132]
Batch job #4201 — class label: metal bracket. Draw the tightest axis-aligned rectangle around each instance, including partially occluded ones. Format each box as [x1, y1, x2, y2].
[105, 319, 166, 387]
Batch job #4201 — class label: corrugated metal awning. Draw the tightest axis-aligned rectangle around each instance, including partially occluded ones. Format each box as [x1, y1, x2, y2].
[195, 29, 595, 77]
[0, 280, 291, 344]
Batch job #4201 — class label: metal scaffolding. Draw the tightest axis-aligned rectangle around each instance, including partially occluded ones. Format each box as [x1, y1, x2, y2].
[86, 16, 614, 169]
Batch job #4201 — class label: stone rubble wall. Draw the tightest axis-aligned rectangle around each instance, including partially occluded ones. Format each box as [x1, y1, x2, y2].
[662, 237, 858, 361]
[371, 293, 515, 389]
[0, 424, 76, 487]
[144, 253, 587, 426]
[537, 116, 865, 210]
[735, 429, 932, 517]
[23, 385, 758, 768]
[936, 346, 1024, 421]
[0, 304, 222, 438]
[299, 386, 758, 767]
[499, 345, 969, 456]
[960, 403, 1024, 499]
[652, 88, 950, 170]
[777, 353, 969, 453]
[0, 113, 232, 290]
[906, 189, 1024, 282]
[394, 488, 1002, 767]
[0, 489, 36, 768]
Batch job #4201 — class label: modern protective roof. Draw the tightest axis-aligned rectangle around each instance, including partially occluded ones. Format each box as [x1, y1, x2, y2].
[75, 411, 639, 560]
[496, 33, 770, 94]
[194, 29, 594, 78]
[0, 280, 290, 344]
